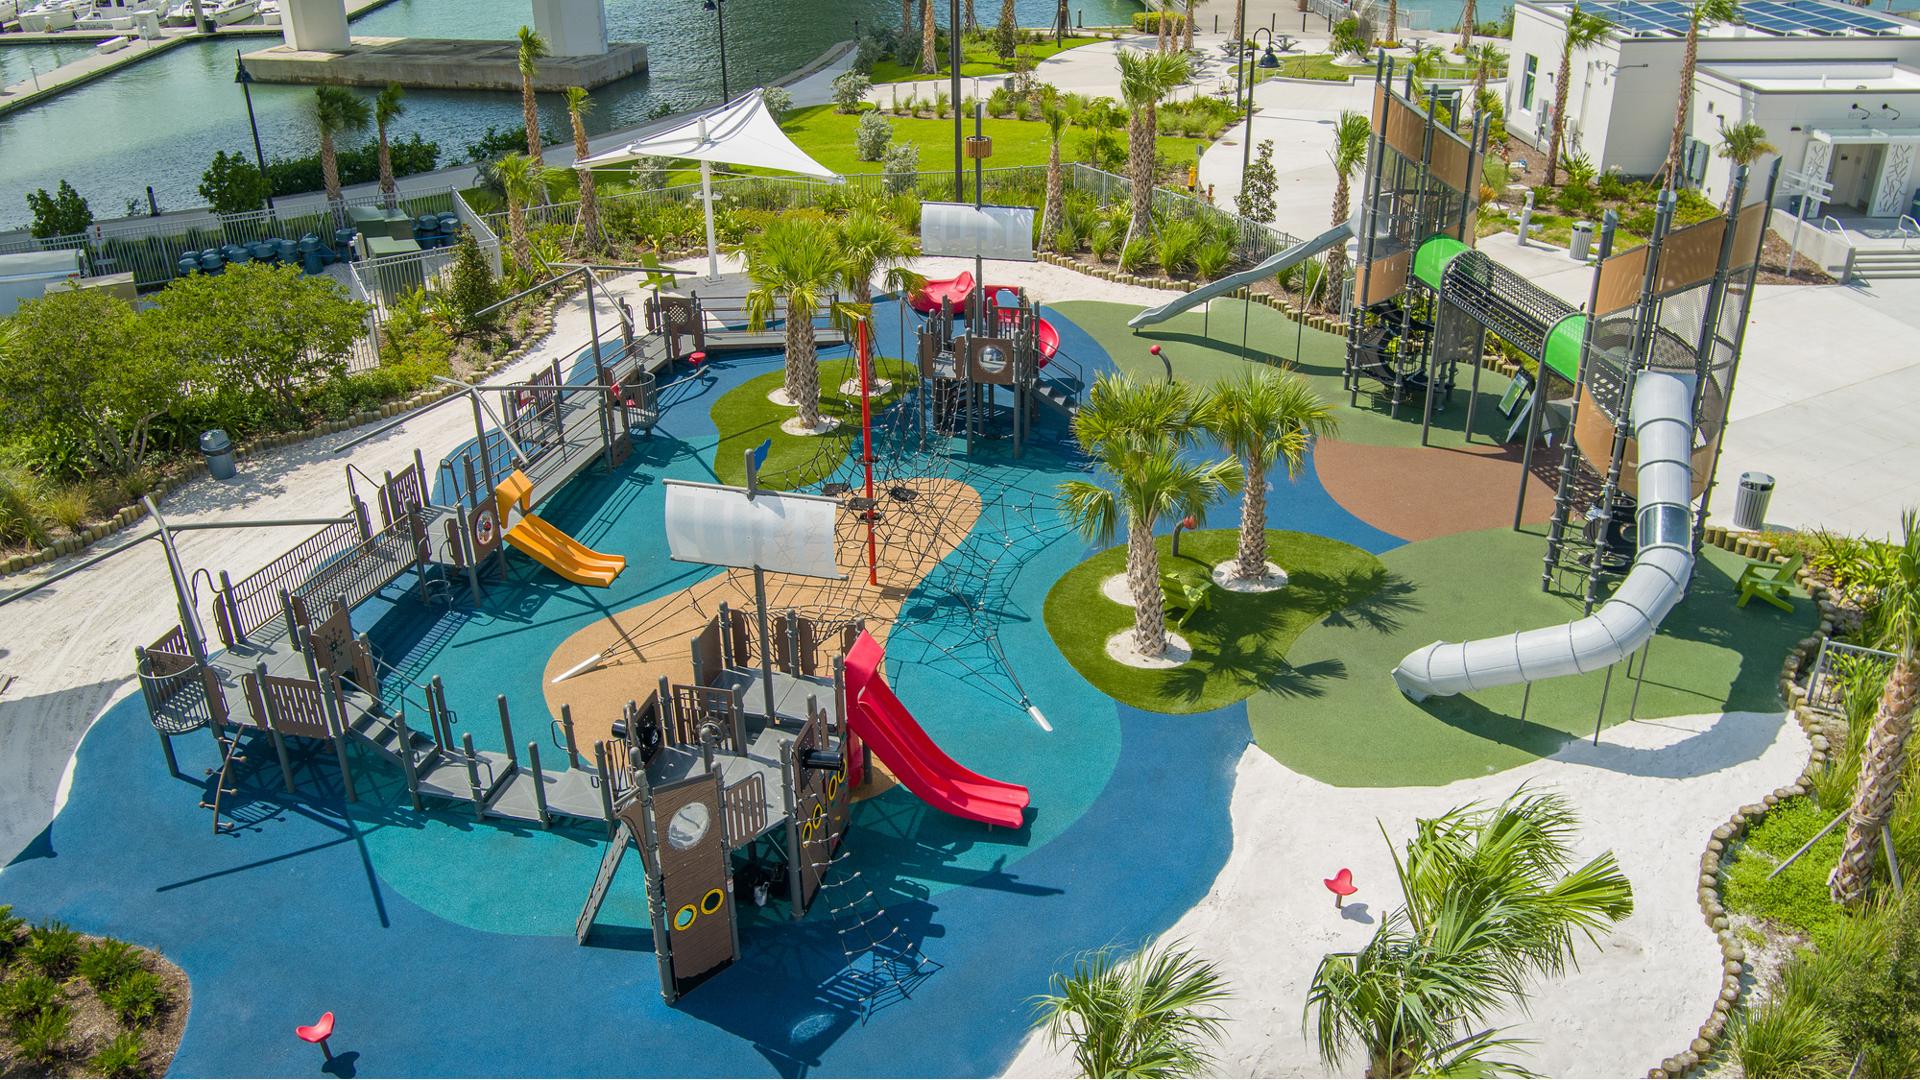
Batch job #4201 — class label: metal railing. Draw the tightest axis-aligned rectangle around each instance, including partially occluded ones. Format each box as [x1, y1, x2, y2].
[214, 519, 365, 645]
[1804, 639, 1897, 715]
[1899, 215, 1919, 251]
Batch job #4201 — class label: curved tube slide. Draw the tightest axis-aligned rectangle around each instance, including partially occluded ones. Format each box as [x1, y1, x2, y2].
[1127, 219, 1355, 330]
[1392, 370, 1698, 702]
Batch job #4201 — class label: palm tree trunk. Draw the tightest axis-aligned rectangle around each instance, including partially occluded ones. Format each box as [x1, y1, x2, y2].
[507, 201, 530, 272]
[1547, 49, 1573, 186]
[377, 125, 396, 209]
[1232, 0, 1243, 47]
[1322, 174, 1349, 312]
[321, 130, 342, 208]
[1472, 64, 1489, 121]
[523, 79, 545, 166]
[903, 0, 913, 36]
[1460, 0, 1475, 53]
[1238, 454, 1268, 578]
[1183, 0, 1194, 51]
[1043, 137, 1064, 240]
[1832, 652, 1918, 903]
[1128, 106, 1156, 241]
[786, 299, 822, 429]
[921, 0, 938, 75]
[573, 116, 601, 249]
[1387, 0, 1399, 46]
[1128, 516, 1168, 657]
[1662, 29, 1700, 187]
[965, 0, 975, 32]
[1058, 0, 1070, 40]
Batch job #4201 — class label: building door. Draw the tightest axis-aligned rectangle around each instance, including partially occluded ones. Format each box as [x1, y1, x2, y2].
[1830, 144, 1884, 212]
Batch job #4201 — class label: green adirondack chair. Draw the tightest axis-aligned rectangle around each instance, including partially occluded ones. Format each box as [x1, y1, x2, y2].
[1736, 552, 1804, 612]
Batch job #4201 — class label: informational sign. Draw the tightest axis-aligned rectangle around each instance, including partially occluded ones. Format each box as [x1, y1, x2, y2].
[921, 201, 1037, 262]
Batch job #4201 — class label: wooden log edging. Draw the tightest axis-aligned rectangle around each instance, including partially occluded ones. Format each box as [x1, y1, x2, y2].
[0, 286, 574, 580]
[1648, 529, 1846, 1078]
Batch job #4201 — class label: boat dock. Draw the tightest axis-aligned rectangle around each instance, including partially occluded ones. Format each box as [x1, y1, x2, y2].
[0, 0, 399, 115]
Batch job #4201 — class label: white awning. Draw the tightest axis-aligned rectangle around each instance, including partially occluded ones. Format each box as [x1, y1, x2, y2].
[578, 88, 836, 178]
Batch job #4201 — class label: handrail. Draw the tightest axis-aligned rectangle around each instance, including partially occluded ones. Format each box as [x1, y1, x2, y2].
[1819, 215, 1854, 249]
[1899, 215, 1919, 251]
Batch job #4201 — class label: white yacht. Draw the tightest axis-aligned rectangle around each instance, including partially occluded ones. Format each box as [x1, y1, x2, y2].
[207, 0, 255, 24]
[17, 0, 87, 31]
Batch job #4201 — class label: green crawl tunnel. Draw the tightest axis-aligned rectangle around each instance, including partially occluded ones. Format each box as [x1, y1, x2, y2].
[1413, 234, 1470, 291]
[1543, 313, 1587, 384]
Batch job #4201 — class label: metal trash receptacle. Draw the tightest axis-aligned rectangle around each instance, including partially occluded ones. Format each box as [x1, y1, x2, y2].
[199, 429, 237, 481]
[1733, 471, 1774, 531]
[1569, 221, 1595, 261]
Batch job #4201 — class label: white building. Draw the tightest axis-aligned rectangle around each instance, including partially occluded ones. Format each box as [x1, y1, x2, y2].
[1506, 0, 1920, 219]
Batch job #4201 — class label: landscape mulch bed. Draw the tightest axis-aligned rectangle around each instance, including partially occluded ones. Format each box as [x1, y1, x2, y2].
[0, 933, 188, 1079]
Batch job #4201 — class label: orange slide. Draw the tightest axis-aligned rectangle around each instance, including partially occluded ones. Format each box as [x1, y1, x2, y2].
[494, 470, 626, 588]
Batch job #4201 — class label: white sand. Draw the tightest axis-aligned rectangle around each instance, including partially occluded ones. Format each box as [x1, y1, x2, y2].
[1212, 558, 1288, 592]
[1104, 629, 1191, 668]
[1006, 710, 1811, 1078]
[779, 415, 842, 436]
[838, 377, 893, 396]
[1100, 574, 1136, 605]
[767, 387, 797, 406]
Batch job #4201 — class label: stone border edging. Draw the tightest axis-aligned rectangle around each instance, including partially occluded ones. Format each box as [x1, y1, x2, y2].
[1648, 530, 1846, 1079]
[0, 285, 578, 581]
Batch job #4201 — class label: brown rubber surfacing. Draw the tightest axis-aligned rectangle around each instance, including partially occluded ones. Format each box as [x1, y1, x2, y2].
[1315, 438, 1557, 542]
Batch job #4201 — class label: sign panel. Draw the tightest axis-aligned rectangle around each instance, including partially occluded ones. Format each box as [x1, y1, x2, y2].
[664, 480, 845, 580]
[921, 201, 1037, 262]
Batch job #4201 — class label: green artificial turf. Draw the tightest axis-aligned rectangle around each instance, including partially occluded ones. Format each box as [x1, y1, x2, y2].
[775, 105, 1209, 177]
[1043, 528, 1387, 714]
[1050, 298, 1523, 450]
[711, 354, 916, 490]
[868, 35, 1105, 83]
[1721, 796, 1854, 945]
[1256, 525, 1821, 786]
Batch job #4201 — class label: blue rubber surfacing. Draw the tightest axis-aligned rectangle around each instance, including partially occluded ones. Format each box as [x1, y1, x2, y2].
[0, 299, 1398, 1077]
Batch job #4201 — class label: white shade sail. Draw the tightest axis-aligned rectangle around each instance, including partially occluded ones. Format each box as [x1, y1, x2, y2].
[664, 480, 844, 580]
[577, 88, 836, 178]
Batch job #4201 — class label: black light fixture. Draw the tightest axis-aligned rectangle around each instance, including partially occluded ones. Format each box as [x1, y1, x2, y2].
[703, 0, 731, 104]
[233, 50, 275, 211]
[1258, 45, 1280, 68]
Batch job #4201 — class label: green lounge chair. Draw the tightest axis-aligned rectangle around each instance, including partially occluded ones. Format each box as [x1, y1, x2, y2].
[1736, 552, 1804, 612]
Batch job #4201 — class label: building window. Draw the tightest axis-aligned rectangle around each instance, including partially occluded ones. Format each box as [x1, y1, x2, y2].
[1521, 54, 1538, 112]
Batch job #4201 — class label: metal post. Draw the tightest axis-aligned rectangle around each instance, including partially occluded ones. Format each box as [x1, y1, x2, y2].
[1541, 212, 1619, 590]
[527, 741, 551, 827]
[950, 0, 964, 201]
[561, 703, 581, 768]
[497, 695, 518, 768]
[1593, 663, 1616, 745]
[461, 732, 485, 820]
[1627, 638, 1652, 720]
[636, 786, 678, 1002]
[780, 739, 805, 920]
[234, 52, 274, 211]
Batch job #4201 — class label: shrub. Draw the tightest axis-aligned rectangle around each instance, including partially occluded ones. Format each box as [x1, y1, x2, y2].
[0, 973, 59, 1023]
[761, 86, 793, 121]
[1156, 218, 1205, 275]
[1194, 238, 1235, 280]
[102, 969, 168, 1028]
[882, 142, 922, 194]
[935, 88, 952, 119]
[25, 180, 93, 239]
[831, 71, 872, 114]
[0, 904, 23, 950]
[1088, 222, 1119, 263]
[80, 939, 145, 992]
[13, 1004, 72, 1067]
[266, 134, 439, 199]
[1119, 237, 1154, 274]
[0, 469, 50, 548]
[442, 232, 502, 334]
[42, 487, 91, 537]
[23, 919, 81, 977]
[1729, 996, 1845, 1079]
[854, 110, 893, 162]
[1236, 139, 1278, 224]
[1050, 222, 1081, 255]
[198, 150, 271, 215]
[89, 1031, 147, 1078]
[1332, 18, 1368, 60]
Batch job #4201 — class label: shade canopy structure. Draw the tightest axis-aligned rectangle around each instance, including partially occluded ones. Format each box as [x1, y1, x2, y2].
[663, 479, 844, 580]
[578, 89, 838, 278]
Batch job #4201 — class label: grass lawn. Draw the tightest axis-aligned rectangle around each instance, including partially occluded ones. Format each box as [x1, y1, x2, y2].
[1258, 53, 1498, 84]
[1051, 298, 1523, 451]
[869, 35, 1106, 83]
[1261, 525, 1819, 786]
[711, 353, 917, 490]
[775, 104, 1209, 176]
[1721, 795, 1853, 945]
[1044, 528, 1387, 714]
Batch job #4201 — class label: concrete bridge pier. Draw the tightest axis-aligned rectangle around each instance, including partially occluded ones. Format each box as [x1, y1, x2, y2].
[282, 0, 351, 53]
[532, 0, 609, 57]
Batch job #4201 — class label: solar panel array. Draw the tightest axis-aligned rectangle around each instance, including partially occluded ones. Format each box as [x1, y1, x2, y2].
[1580, 0, 1912, 38]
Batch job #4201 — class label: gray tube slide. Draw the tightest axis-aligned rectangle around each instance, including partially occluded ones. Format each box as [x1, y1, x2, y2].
[1392, 369, 1699, 702]
[1127, 219, 1354, 330]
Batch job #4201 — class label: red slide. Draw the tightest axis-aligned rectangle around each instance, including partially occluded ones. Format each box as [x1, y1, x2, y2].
[844, 631, 1029, 829]
[908, 271, 976, 315]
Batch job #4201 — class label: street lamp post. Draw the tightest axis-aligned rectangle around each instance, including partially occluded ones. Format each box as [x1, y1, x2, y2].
[1238, 27, 1277, 199]
[233, 51, 275, 211]
[950, 0, 964, 201]
[704, 0, 731, 104]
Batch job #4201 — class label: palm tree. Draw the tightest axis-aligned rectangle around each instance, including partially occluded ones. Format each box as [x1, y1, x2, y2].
[495, 152, 539, 272]
[1307, 789, 1636, 1077]
[1662, 0, 1739, 188]
[1384, 0, 1400, 47]
[1322, 109, 1369, 313]
[1058, 0, 1072, 44]
[1459, 0, 1476, 52]
[745, 216, 843, 432]
[372, 83, 406, 209]
[1546, 3, 1612, 187]
[518, 26, 550, 165]
[564, 87, 602, 247]
[1183, 0, 1201, 52]
[836, 209, 921, 306]
[1832, 511, 1920, 904]
[966, 0, 977, 33]
[1041, 102, 1069, 242]
[1117, 48, 1193, 246]
[920, 0, 938, 75]
[1032, 942, 1231, 1079]
[1714, 120, 1776, 208]
[1469, 42, 1507, 120]
[1405, 42, 1445, 100]
[1059, 376, 1238, 659]
[312, 86, 371, 215]
[902, 0, 913, 36]
[1203, 369, 1339, 584]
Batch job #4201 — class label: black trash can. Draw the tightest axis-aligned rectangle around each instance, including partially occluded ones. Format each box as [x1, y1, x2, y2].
[199, 429, 237, 481]
[1733, 471, 1774, 531]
